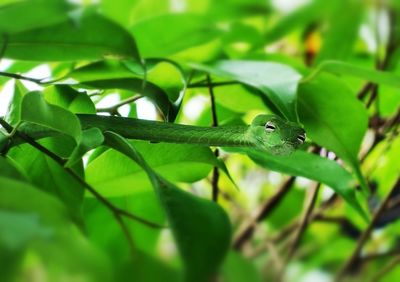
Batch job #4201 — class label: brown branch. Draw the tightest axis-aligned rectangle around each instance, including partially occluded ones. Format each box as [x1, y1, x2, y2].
[276, 182, 321, 281]
[233, 176, 295, 250]
[336, 177, 400, 280]
[207, 74, 220, 202]
[0, 71, 47, 84]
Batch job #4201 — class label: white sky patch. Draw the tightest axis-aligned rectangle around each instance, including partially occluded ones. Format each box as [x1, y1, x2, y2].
[170, 0, 186, 12]
[268, 171, 282, 186]
[296, 176, 312, 188]
[136, 98, 157, 120]
[0, 80, 14, 117]
[360, 25, 377, 53]
[0, 59, 13, 71]
[118, 104, 131, 116]
[183, 95, 208, 121]
[95, 92, 120, 109]
[22, 64, 51, 91]
[271, 0, 311, 14]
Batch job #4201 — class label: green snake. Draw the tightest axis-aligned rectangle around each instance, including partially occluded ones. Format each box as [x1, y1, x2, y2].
[11, 114, 305, 155]
[78, 114, 306, 155]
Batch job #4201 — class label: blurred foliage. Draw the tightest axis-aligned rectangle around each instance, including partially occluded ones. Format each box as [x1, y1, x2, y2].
[0, 0, 399, 281]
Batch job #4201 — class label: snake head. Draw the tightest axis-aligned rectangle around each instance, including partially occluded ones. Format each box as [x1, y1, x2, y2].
[249, 114, 306, 155]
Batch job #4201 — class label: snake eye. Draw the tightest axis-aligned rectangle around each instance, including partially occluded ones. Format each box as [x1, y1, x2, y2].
[297, 133, 306, 144]
[265, 121, 276, 132]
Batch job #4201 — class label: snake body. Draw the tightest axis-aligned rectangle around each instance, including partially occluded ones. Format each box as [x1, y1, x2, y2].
[78, 114, 306, 155]
[13, 114, 305, 155]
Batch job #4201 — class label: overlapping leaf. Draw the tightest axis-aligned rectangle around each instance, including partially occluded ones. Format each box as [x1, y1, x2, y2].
[104, 132, 231, 282]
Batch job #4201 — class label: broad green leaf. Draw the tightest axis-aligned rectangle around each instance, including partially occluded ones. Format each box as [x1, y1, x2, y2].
[66, 128, 104, 168]
[221, 252, 262, 282]
[0, 0, 71, 34]
[44, 85, 96, 114]
[0, 12, 140, 61]
[116, 250, 182, 282]
[0, 131, 9, 153]
[314, 0, 364, 64]
[20, 91, 81, 142]
[5, 80, 28, 126]
[0, 176, 111, 282]
[8, 140, 85, 220]
[298, 74, 369, 195]
[100, 0, 138, 27]
[65, 58, 186, 119]
[191, 60, 302, 122]
[68, 60, 140, 82]
[131, 13, 221, 57]
[86, 141, 220, 197]
[304, 60, 400, 88]
[243, 149, 367, 219]
[103, 131, 231, 282]
[83, 192, 165, 258]
[0, 156, 27, 181]
[79, 78, 177, 121]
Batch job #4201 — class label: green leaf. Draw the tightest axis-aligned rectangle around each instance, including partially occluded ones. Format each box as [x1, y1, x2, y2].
[314, 0, 364, 64]
[80, 78, 178, 121]
[8, 139, 85, 220]
[0, 0, 71, 34]
[0, 156, 27, 181]
[243, 149, 367, 219]
[20, 91, 81, 142]
[86, 141, 220, 197]
[191, 60, 302, 122]
[130, 13, 221, 57]
[66, 128, 104, 168]
[0, 12, 140, 61]
[5, 80, 28, 126]
[43, 85, 96, 114]
[298, 73, 369, 195]
[305, 60, 400, 88]
[221, 251, 262, 282]
[103, 131, 231, 282]
[0, 176, 111, 282]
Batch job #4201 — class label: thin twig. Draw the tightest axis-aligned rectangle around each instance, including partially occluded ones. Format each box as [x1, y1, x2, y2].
[96, 95, 143, 114]
[233, 176, 296, 250]
[336, 177, 400, 280]
[187, 80, 239, 88]
[207, 74, 220, 202]
[276, 182, 321, 281]
[0, 71, 46, 84]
